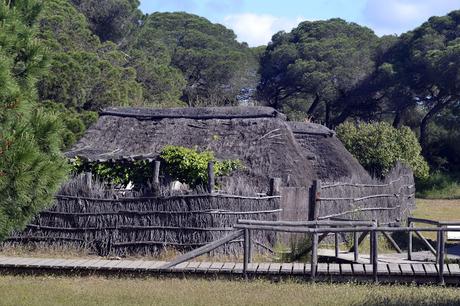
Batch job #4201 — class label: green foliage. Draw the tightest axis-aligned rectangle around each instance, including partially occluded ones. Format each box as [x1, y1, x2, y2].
[0, 0, 69, 240]
[73, 159, 153, 187]
[128, 12, 254, 106]
[41, 101, 98, 149]
[336, 122, 429, 179]
[160, 146, 242, 187]
[416, 172, 460, 199]
[37, 0, 143, 111]
[69, 0, 141, 43]
[258, 19, 379, 126]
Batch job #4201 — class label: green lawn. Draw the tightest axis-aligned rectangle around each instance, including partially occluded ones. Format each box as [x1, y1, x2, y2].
[0, 276, 459, 306]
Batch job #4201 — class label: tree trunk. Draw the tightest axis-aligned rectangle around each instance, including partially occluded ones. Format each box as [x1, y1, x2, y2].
[325, 102, 331, 128]
[307, 94, 321, 116]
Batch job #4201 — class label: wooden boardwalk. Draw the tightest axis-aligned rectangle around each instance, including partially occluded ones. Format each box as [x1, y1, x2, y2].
[1, 257, 460, 284]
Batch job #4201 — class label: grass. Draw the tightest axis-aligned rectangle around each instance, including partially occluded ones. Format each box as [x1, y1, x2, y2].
[417, 172, 460, 199]
[1, 276, 460, 306]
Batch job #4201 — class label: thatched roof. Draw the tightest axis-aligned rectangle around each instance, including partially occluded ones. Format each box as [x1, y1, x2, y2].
[66, 107, 370, 189]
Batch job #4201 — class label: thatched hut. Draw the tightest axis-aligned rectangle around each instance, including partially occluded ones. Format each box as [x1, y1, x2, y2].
[65, 106, 369, 191]
[4, 107, 414, 256]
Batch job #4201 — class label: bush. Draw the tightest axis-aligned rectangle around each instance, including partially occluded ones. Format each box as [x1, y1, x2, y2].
[336, 121, 429, 179]
[160, 146, 242, 187]
[416, 171, 460, 199]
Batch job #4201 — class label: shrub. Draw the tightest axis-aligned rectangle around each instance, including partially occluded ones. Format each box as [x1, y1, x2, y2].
[336, 121, 429, 179]
[160, 145, 242, 187]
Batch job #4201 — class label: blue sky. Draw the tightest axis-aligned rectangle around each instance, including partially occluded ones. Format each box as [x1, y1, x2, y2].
[140, 0, 460, 47]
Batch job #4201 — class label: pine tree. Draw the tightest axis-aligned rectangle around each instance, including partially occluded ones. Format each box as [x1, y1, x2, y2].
[0, 0, 69, 240]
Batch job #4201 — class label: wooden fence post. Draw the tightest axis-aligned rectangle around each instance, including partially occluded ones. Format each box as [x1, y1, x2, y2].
[311, 231, 319, 281]
[334, 231, 339, 259]
[438, 228, 445, 285]
[153, 161, 161, 196]
[207, 161, 215, 194]
[407, 219, 413, 261]
[309, 180, 321, 221]
[436, 224, 441, 263]
[269, 178, 281, 196]
[243, 229, 250, 276]
[371, 229, 378, 283]
[353, 231, 359, 262]
[84, 172, 92, 189]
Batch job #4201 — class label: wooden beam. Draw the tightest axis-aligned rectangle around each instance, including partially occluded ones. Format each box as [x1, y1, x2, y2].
[207, 161, 215, 194]
[382, 231, 402, 253]
[160, 230, 244, 269]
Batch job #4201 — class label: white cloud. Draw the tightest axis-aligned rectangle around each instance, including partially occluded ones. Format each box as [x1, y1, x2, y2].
[363, 0, 460, 35]
[223, 13, 305, 47]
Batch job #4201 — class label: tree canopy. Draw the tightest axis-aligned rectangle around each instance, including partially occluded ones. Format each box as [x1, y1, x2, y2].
[0, 0, 68, 239]
[258, 19, 379, 125]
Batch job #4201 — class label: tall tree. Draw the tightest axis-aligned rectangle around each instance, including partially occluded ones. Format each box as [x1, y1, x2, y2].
[129, 12, 252, 106]
[69, 0, 141, 43]
[376, 11, 460, 151]
[258, 19, 379, 126]
[0, 0, 68, 240]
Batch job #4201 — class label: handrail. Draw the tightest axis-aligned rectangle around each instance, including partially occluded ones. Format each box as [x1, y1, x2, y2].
[237, 219, 449, 285]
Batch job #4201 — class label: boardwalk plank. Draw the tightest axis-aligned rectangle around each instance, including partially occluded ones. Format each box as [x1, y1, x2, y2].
[256, 263, 270, 273]
[233, 263, 244, 273]
[448, 264, 460, 276]
[317, 263, 328, 275]
[183, 262, 200, 272]
[377, 264, 389, 275]
[292, 263, 305, 275]
[328, 264, 340, 275]
[412, 264, 426, 276]
[443, 264, 450, 276]
[208, 262, 224, 272]
[423, 264, 437, 275]
[246, 263, 259, 273]
[352, 264, 365, 275]
[341, 264, 353, 275]
[363, 264, 373, 275]
[268, 263, 281, 274]
[221, 262, 235, 273]
[280, 263, 293, 275]
[171, 262, 189, 272]
[195, 262, 212, 273]
[399, 264, 414, 276]
[388, 264, 401, 275]
[147, 261, 167, 270]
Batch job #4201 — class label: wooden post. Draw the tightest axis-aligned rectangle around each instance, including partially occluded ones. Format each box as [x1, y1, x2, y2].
[311, 231, 319, 281]
[153, 161, 161, 195]
[334, 232, 339, 259]
[408, 220, 413, 261]
[243, 229, 250, 275]
[309, 180, 321, 221]
[436, 225, 441, 263]
[371, 230, 378, 283]
[248, 229, 253, 263]
[153, 161, 160, 184]
[438, 229, 445, 285]
[353, 231, 359, 262]
[207, 161, 215, 194]
[269, 178, 281, 196]
[84, 172, 92, 189]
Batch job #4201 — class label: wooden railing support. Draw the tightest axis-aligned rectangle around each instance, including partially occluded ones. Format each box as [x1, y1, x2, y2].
[243, 229, 250, 275]
[311, 231, 319, 281]
[207, 161, 215, 194]
[371, 230, 378, 283]
[438, 229, 445, 285]
[408, 220, 413, 261]
[353, 231, 359, 262]
[334, 231, 339, 259]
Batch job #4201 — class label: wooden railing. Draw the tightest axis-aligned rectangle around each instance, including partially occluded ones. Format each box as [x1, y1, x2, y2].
[234, 219, 456, 284]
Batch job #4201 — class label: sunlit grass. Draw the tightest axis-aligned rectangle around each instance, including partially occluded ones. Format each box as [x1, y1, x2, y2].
[0, 276, 460, 306]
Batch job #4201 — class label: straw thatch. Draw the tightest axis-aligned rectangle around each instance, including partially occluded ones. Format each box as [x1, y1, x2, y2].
[66, 107, 370, 191]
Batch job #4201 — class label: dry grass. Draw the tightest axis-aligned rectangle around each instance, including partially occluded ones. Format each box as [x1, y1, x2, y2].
[413, 199, 460, 239]
[0, 276, 460, 306]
